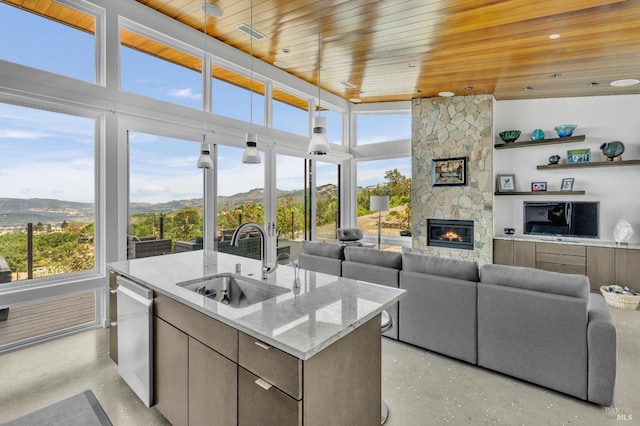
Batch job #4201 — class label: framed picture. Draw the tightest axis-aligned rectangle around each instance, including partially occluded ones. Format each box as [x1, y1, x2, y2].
[497, 174, 516, 192]
[567, 148, 590, 163]
[561, 177, 575, 191]
[531, 181, 547, 192]
[432, 157, 467, 186]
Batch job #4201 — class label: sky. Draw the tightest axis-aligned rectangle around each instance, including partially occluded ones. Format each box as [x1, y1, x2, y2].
[0, 2, 410, 205]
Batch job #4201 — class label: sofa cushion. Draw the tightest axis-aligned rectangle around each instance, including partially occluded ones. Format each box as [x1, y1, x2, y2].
[402, 252, 479, 282]
[479, 264, 589, 300]
[344, 247, 402, 270]
[301, 241, 345, 259]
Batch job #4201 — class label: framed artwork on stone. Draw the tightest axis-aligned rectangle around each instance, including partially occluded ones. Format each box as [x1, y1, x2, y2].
[432, 157, 467, 186]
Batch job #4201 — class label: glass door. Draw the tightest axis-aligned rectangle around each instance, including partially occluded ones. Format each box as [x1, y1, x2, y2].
[274, 155, 308, 262]
[314, 161, 340, 242]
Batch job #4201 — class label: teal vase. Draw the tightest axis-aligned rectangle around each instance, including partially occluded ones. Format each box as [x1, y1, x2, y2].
[531, 129, 545, 141]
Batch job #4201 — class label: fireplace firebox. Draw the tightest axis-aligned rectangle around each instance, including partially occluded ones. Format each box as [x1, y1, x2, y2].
[427, 219, 474, 250]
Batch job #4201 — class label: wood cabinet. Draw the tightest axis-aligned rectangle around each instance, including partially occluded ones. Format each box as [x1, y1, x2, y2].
[493, 239, 535, 267]
[155, 317, 189, 426]
[494, 239, 639, 291]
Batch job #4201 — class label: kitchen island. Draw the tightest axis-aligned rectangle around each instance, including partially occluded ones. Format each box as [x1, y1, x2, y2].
[107, 250, 405, 426]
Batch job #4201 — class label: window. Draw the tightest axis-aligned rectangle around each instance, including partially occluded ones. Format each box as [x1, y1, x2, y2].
[356, 113, 411, 145]
[322, 109, 343, 145]
[128, 132, 203, 259]
[356, 158, 412, 248]
[275, 155, 307, 260]
[120, 29, 202, 110]
[272, 88, 309, 136]
[213, 65, 265, 124]
[0, 102, 96, 281]
[0, 1, 96, 82]
[216, 145, 265, 260]
[315, 161, 340, 242]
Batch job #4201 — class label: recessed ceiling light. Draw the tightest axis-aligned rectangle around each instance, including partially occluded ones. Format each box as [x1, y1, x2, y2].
[610, 79, 640, 87]
[200, 3, 224, 17]
[274, 60, 290, 68]
[549, 73, 562, 78]
[349, 98, 362, 103]
[549, 34, 560, 39]
[523, 86, 534, 91]
[439, 91, 455, 97]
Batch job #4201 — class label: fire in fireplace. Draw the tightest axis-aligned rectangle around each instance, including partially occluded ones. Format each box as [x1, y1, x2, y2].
[427, 219, 474, 250]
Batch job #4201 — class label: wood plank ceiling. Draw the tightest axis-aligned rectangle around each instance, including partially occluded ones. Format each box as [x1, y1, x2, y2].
[7, 0, 640, 103]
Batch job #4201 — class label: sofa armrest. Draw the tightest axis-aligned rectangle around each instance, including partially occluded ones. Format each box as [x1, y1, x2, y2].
[587, 294, 617, 406]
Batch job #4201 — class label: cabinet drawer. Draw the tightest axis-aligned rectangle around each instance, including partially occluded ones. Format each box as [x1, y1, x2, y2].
[536, 242, 585, 257]
[536, 252, 586, 267]
[154, 293, 238, 362]
[536, 261, 586, 276]
[238, 367, 302, 426]
[238, 332, 302, 400]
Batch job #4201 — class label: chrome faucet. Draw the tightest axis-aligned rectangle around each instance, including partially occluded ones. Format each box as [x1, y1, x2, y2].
[230, 222, 274, 279]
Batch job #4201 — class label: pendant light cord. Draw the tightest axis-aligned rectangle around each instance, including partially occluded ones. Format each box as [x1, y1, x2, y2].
[250, 0, 253, 130]
[203, 8, 207, 142]
[317, 0, 321, 115]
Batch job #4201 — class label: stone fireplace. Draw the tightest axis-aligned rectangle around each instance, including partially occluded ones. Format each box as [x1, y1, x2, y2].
[427, 219, 474, 250]
[411, 95, 493, 265]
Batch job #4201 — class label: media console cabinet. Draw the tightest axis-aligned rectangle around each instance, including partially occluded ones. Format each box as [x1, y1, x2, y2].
[493, 237, 640, 292]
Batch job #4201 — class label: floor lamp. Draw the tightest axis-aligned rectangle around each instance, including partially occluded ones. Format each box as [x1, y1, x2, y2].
[370, 195, 389, 250]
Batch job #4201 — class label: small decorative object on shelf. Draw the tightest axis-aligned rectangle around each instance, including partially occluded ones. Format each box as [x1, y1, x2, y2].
[554, 124, 577, 138]
[613, 218, 634, 245]
[530, 129, 545, 141]
[548, 155, 561, 164]
[600, 141, 625, 161]
[560, 177, 574, 191]
[497, 174, 516, 192]
[531, 181, 547, 192]
[499, 130, 521, 143]
[567, 148, 590, 163]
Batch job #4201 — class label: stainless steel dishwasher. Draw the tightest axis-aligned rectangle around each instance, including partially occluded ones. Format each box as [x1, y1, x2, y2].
[116, 276, 154, 407]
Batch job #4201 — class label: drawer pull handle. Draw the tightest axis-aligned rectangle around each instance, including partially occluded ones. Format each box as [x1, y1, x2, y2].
[254, 341, 270, 350]
[110, 321, 117, 327]
[109, 289, 117, 294]
[255, 378, 272, 391]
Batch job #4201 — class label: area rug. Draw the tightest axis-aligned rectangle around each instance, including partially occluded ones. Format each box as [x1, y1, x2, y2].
[1, 389, 112, 426]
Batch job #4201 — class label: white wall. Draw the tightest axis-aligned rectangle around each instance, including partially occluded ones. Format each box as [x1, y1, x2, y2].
[493, 94, 640, 243]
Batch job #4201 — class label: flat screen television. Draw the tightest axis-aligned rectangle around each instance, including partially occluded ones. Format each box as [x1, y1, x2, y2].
[523, 201, 599, 239]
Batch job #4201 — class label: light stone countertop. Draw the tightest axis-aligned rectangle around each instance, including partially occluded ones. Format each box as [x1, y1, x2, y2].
[107, 250, 406, 360]
[494, 234, 640, 250]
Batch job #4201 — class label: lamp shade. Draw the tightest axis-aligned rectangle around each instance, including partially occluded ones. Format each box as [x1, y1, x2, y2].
[308, 115, 330, 155]
[197, 142, 214, 169]
[242, 132, 261, 164]
[370, 195, 389, 211]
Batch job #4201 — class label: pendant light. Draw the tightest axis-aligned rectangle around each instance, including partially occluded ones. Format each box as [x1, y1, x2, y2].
[197, 3, 217, 169]
[242, 0, 261, 164]
[308, 0, 330, 156]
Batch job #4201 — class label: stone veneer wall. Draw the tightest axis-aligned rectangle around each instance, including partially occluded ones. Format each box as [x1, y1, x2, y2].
[411, 95, 493, 265]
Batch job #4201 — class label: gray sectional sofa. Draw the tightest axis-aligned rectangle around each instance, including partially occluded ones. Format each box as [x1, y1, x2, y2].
[297, 241, 617, 406]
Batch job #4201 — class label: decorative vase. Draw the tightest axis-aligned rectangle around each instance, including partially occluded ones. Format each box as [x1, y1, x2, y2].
[600, 141, 625, 160]
[531, 129, 545, 141]
[548, 155, 561, 165]
[613, 219, 634, 244]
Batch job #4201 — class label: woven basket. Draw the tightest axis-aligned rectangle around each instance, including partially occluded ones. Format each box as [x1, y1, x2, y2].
[600, 286, 640, 310]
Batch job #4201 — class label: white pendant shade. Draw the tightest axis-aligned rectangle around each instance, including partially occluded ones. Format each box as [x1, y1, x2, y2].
[308, 115, 330, 155]
[242, 132, 261, 164]
[197, 142, 214, 169]
[370, 195, 389, 211]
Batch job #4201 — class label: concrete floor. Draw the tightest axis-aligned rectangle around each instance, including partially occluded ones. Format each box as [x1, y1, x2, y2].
[0, 308, 637, 426]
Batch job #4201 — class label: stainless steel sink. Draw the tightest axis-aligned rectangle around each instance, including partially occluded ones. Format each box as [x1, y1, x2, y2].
[177, 273, 289, 308]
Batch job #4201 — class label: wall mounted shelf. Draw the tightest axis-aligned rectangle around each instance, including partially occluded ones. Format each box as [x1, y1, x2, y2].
[494, 191, 586, 196]
[495, 135, 585, 150]
[537, 159, 640, 170]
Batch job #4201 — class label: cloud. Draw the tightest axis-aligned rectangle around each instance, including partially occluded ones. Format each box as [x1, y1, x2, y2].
[0, 129, 51, 139]
[135, 184, 171, 195]
[168, 88, 201, 100]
